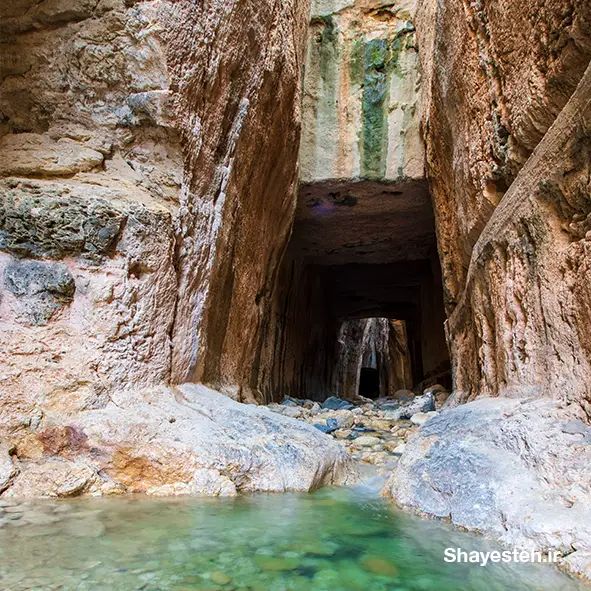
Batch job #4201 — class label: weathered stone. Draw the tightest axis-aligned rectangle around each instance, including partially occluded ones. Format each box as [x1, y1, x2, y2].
[410, 411, 438, 426]
[4, 385, 358, 498]
[300, 0, 423, 182]
[322, 396, 354, 411]
[384, 398, 591, 560]
[562, 420, 590, 436]
[350, 435, 381, 448]
[312, 418, 339, 434]
[4, 460, 96, 499]
[382, 392, 435, 420]
[4, 259, 75, 325]
[0, 134, 104, 177]
[0, 185, 126, 260]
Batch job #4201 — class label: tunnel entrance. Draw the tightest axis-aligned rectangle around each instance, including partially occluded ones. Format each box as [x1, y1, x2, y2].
[359, 368, 379, 399]
[260, 179, 451, 402]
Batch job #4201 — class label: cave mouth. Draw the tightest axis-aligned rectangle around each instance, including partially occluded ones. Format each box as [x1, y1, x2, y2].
[266, 178, 451, 402]
[359, 367, 379, 399]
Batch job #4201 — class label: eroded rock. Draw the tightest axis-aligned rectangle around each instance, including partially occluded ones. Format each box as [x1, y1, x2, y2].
[1, 385, 359, 498]
[0, 183, 126, 260]
[384, 398, 591, 567]
[4, 259, 75, 325]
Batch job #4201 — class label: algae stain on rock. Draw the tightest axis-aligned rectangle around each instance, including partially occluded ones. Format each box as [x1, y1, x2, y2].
[360, 38, 392, 180]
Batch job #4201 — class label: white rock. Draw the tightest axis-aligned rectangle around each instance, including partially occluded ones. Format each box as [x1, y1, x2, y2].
[410, 411, 438, 426]
[351, 436, 381, 448]
[4, 385, 359, 498]
[391, 443, 406, 455]
[384, 397, 591, 574]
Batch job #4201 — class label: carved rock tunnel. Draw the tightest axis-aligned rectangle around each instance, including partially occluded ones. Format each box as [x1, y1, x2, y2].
[261, 178, 451, 402]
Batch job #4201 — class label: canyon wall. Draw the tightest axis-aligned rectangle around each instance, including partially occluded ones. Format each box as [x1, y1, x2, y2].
[415, 0, 591, 412]
[0, 0, 181, 437]
[167, 0, 312, 401]
[0, 0, 336, 494]
[300, 0, 423, 181]
[0, 0, 312, 428]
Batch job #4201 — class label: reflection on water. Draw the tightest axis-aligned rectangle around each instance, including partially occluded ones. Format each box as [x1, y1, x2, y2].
[0, 482, 587, 591]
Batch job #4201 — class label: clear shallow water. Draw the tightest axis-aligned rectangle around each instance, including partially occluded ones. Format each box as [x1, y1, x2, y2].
[0, 481, 587, 591]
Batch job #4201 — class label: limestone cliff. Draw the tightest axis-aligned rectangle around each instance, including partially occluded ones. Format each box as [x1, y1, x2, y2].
[0, 0, 364, 496]
[412, 0, 591, 410]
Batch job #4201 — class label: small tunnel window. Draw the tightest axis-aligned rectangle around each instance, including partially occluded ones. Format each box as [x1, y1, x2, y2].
[359, 367, 379, 399]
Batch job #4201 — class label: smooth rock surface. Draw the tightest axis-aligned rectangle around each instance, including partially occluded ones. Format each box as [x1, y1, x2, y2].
[384, 397, 591, 578]
[2, 385, 359, 498]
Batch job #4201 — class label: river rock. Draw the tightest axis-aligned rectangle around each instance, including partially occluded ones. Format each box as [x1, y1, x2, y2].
[313, 419, 339, 434]
[321, 397, 354, 411]
[0, 445, 17, 493]
[210, 571, 232, 585]
[3, 385, 359, 498]
[383, 392, 435, 420]
[384, 397, 591, 567]
[350, 436, 381, 448]
[410, 411, 438, 426]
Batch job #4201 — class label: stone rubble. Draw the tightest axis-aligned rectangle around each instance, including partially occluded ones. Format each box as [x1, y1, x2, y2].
[266, 387, 446, 476]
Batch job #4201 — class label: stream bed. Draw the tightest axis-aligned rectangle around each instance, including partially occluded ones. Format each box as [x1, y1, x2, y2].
[0, 481, 587, 591]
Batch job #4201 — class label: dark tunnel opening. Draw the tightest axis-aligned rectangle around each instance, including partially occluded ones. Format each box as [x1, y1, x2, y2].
[260, 179, 451, 402]
[359, 367, 380, 399]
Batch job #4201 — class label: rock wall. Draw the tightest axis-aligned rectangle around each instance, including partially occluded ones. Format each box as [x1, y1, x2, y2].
[414, 0, 591, 410]
[167, 0, 312, 401]
[333, 317, 413, 399]
[0, 0, 312, 418]
[0, 0, 181, 438]
[301, 0, 423, 182]
[0, 0, 333, 495]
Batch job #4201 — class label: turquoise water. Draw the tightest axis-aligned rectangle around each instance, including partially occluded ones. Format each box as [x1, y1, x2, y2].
[0, 482, 587, 591]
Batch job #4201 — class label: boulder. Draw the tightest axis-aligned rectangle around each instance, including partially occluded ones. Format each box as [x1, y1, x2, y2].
[382, 392, 435, 420]
[313, 418, 339, 434]
[4, 459, 96, 498]
[383, 397, 591, 578]
[2, 385, 359, 498]
[410, 411, 438, 426]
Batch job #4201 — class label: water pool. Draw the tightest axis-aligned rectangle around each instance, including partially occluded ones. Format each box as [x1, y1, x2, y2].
[0, 482, 587, 591]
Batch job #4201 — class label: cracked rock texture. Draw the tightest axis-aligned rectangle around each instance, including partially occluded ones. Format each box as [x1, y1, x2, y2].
[414, 0, 591, 410]
[383, 397, 591, 579]
[4, 384, 358, 498]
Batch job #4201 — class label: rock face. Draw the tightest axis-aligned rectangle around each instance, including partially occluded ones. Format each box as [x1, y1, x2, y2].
[300, 0, 423, 181]
[414, 0, 591, 409]
[333, 317, 413, 400]
[0, 0, 312, 413]
[0, 0, 326, 494]
[4, 384, 358, 498]
[383, 398, 591, 577]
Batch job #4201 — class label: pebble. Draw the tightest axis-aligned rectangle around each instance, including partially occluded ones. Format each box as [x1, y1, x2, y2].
[350, 436, 382, 448]
[254, 555, 300, 571]
[392, 443, 406, 455]
[210, 571, 232, 585]
[359, 555, 399, 578]
[266, 393, 433, 469]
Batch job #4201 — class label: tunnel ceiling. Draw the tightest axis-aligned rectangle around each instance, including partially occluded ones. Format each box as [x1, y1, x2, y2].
[319, 261, 430, 322]
[292, 179, 436, 266]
